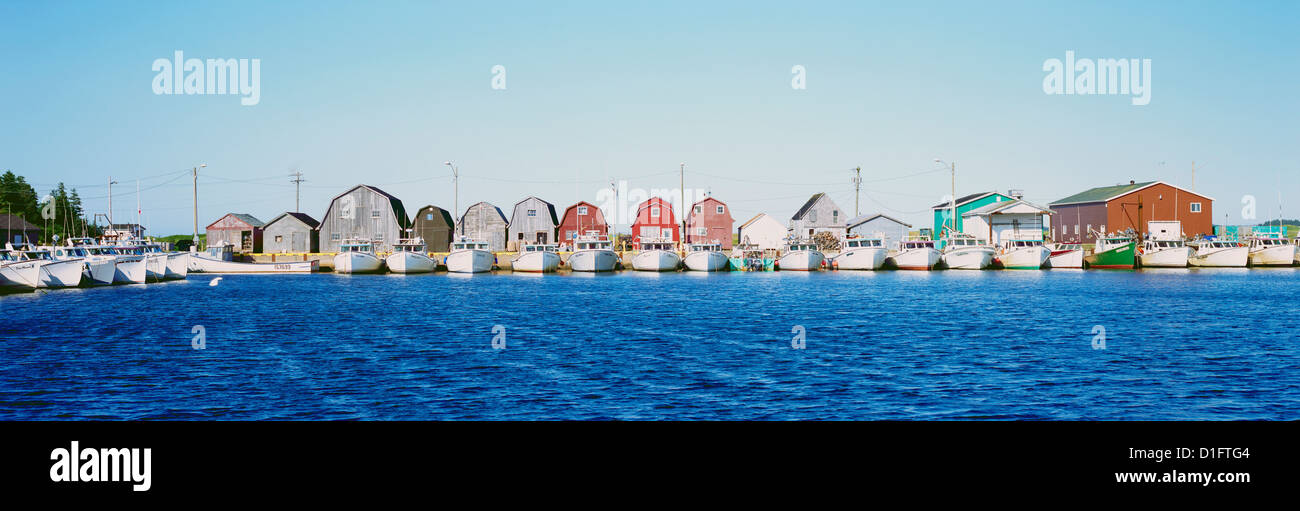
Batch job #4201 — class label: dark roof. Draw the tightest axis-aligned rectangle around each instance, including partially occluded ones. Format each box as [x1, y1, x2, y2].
[265, 212, 319, 229]
[328, 184, 410, 228]
[414, 205, 455, 228]
[513, 196, 559, 225]
[1049, 181, 1158, 205]
[792, 193, 826, 220]
[460, 201, 508, 224]
[0, 214, 41, 231]
[931, 191, 1000, 209]
[230, 213, 265, 227]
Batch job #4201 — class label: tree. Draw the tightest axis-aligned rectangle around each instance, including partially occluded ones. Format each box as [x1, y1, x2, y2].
[0, 170, 39, 221]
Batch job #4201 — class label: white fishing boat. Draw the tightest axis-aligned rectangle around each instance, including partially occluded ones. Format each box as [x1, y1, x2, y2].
[833, 236, 888, 270]
[99, 245, 147, 283]
[891, 237, 941, 271]
[189, 255, 318, 273]
[1246, 233, 1296, 267]
[140, 241, 187, 280]
[512, 243, 561, 273]
[777, 239, 824, 271]
[632, 237, 682, 271]
[940, 233, 995, 270]
[1188, 238, 1248, 267]
[445, 238, 494, 273]
[48, 242, 116, 285]
[568, 232, 620, 272]
[682, 242, 729, 272]
[1139, 239, 1191, 268]
[996, 238, 1050, 270]
[386, 237, 436, 274]
[0, 250, 41, 291]
[333, 239, 384, 274]
[1045, 242, 1084, 269]
[5, 244, 83, 288]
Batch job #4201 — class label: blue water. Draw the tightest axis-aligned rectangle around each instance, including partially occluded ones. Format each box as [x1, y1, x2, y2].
[1, 269, 1297, 420]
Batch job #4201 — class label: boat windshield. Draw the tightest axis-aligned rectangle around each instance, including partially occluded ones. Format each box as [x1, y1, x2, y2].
[690, 244, 720, 252]
[1010, 240, 1042, 247]
[342, 244, 372, 253]
[453, 242, 489, 250]
[23, 251, 52, 260]
[903, 241, 933, 249]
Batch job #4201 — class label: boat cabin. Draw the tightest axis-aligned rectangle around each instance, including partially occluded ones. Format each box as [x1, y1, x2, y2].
[522, 244, 559, 253]
[393, 237, 427, 252]
[900, 239, 935, 250]
[339, 239, 375, 253]
[1004, 239, 1044, 248]
[844, 237, 885, 249]
[943, 234, 985, 248]
[639, 238, 676, 251]
[1144, 239, 1185, 250]
[785, 241, 820, 252]
[451, 239, 491, 251]
[1248, 235, 1291, 249]
[574, 232, 613, 251]
[687, 243, 723, 252]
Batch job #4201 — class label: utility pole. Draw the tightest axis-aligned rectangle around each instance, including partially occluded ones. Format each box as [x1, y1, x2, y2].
[289, 170, 306, 212]
[108, 177, 118, 235]
[136, 179, 141, 239]
[1190, 161, 1196, 192]
[444, 162, 460, 232]
[949, 162, 956, 237]
[679, 162, 686, 247]
[192, 164, 206, 247]
[852, 166, 862, 216]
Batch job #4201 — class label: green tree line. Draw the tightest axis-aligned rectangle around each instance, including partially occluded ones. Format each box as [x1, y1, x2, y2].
[0, 170, 101, 243]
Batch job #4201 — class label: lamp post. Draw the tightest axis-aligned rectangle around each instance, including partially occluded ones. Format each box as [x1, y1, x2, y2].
[935, 159, 955, 240]
[443, 161, 459, 232]
[192, 164, 206, 247]
[108, 177, 119, 235]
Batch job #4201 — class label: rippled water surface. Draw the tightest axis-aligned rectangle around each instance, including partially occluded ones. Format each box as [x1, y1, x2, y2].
[2, 269, 1297, 420]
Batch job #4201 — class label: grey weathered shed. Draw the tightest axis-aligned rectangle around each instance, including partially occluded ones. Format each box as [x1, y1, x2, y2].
[262, 212, 320, 253]
[318, 184, 410, 252]
[789, 192, 845, 239]
[458, 201, 509, 251]
[845, 213, 911, 249]
[506, 196, 559, 250]
[412, 205, 454, 252]
[205, 213, 263, 252]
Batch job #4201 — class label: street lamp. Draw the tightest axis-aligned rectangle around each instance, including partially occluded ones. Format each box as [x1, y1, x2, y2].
[443, 161, 459, 232]
[935, 159, 955, 239]
[192, 164, 206, 247]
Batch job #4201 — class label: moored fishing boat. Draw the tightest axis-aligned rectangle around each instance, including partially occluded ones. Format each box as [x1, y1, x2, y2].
[683, 242, 728, 272]
[940, 233, 995, 270]
[776, 238, 824, 271]
[568, 232, 619, 272]
[1188, 238, 1247, 267]
[48, 242, 116, 285]
[1045, 242, 1084, 269]
[189, 256, 318, 273]
[834, 235, 888, 270]
[333, 239, 384, 274]
[5, 244, 83, 288]
[0, 250, 41, 291]
[100, 245, 147, 283]
[141, 241, 187, 280]
[1084, 231, 1136, 269]
[729, 244, 775, 271]
[631, 237, 682, 271]
[890, 237, 940, 271]
[445, 238, 494, 273]
[385, 237, 436, 274]
[995, 237, 1050, 270]
[1245, 233, 1295, 267]
[512, 243, 561, 273]
[1139, 239, 1191, 268]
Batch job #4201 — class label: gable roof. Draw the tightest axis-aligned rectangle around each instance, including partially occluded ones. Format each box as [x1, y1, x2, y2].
[792, 193, 825, 220]
[206, 213, 264, 230]
[0, 214, 41, 232]
[739, 212, 781, 230]
[1050, 181, 1156, 206]
[461, 201, 508, 224]
[328, 184, 410, 228]
[931, 191, 1004, 209]
[512, 196, 559, 225]
[560, 201, 604, 220]
[846, 213, 911, 229]
[962, 198, 1054, 217]
[265, 212, 319, 229]
[414, 205, 455, 227]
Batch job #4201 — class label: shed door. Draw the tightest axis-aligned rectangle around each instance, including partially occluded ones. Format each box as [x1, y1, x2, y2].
[291, 232, 303, 252]
[535, 231, 546, 243]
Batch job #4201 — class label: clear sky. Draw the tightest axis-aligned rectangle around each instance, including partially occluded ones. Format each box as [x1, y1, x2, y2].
[2, 0, 1296, 235]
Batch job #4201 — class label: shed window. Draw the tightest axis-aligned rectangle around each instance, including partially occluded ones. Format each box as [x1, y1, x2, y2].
[577, 206, 588, 215]
[375, 233, 384, 241]
[717, 206, 725, 214]
[527, 209, 536, 217]
[696, 227, 707, 236]
[1190, 202, 1202, 213]
[372, 210, 381, 218]
[694, 205, 702, 214]
[833, 210, 839, 223]
[275, 235, 283, 242]
[331, 233, 340, 240]
[651, 207, 660, 218]
[426, 213, 434, 221]
[809, 211, 818, 223]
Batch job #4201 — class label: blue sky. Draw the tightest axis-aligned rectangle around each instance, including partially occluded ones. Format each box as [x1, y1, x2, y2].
[2, 0, 1296, 234]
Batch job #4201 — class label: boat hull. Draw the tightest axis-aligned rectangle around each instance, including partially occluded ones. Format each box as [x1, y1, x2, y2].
[333, 252, 384, 274]
[144, 254, 168, 281]
[1047, 249, 1084, 269]
[1140, 247, 1190, 268]
[777, 250, 825, 271]
[191, 256, 318, 273]
[164, 253, 189, 279]
[446, 249, 494, 273]
[1249, 245, 1296, 267]
[385, 252, 437, 273]
[0, 261, 42, 289]
[632, 250, 682, 271]
[113, 256, 147, 283]
[683, 251, 729, 272]
[38, 259, 84, 288]
[891, 248, 940, 271]
[1189, 246, 1248, 267]
[84, 258, 117, 285]
[1084, 242, 1136, 269]
[942, 247, 994, 270]
[998, 246, 1050, 270]
[835, 247, 888, 270]
[512, 251, 561, 273]
[568, 249, 619, 272]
